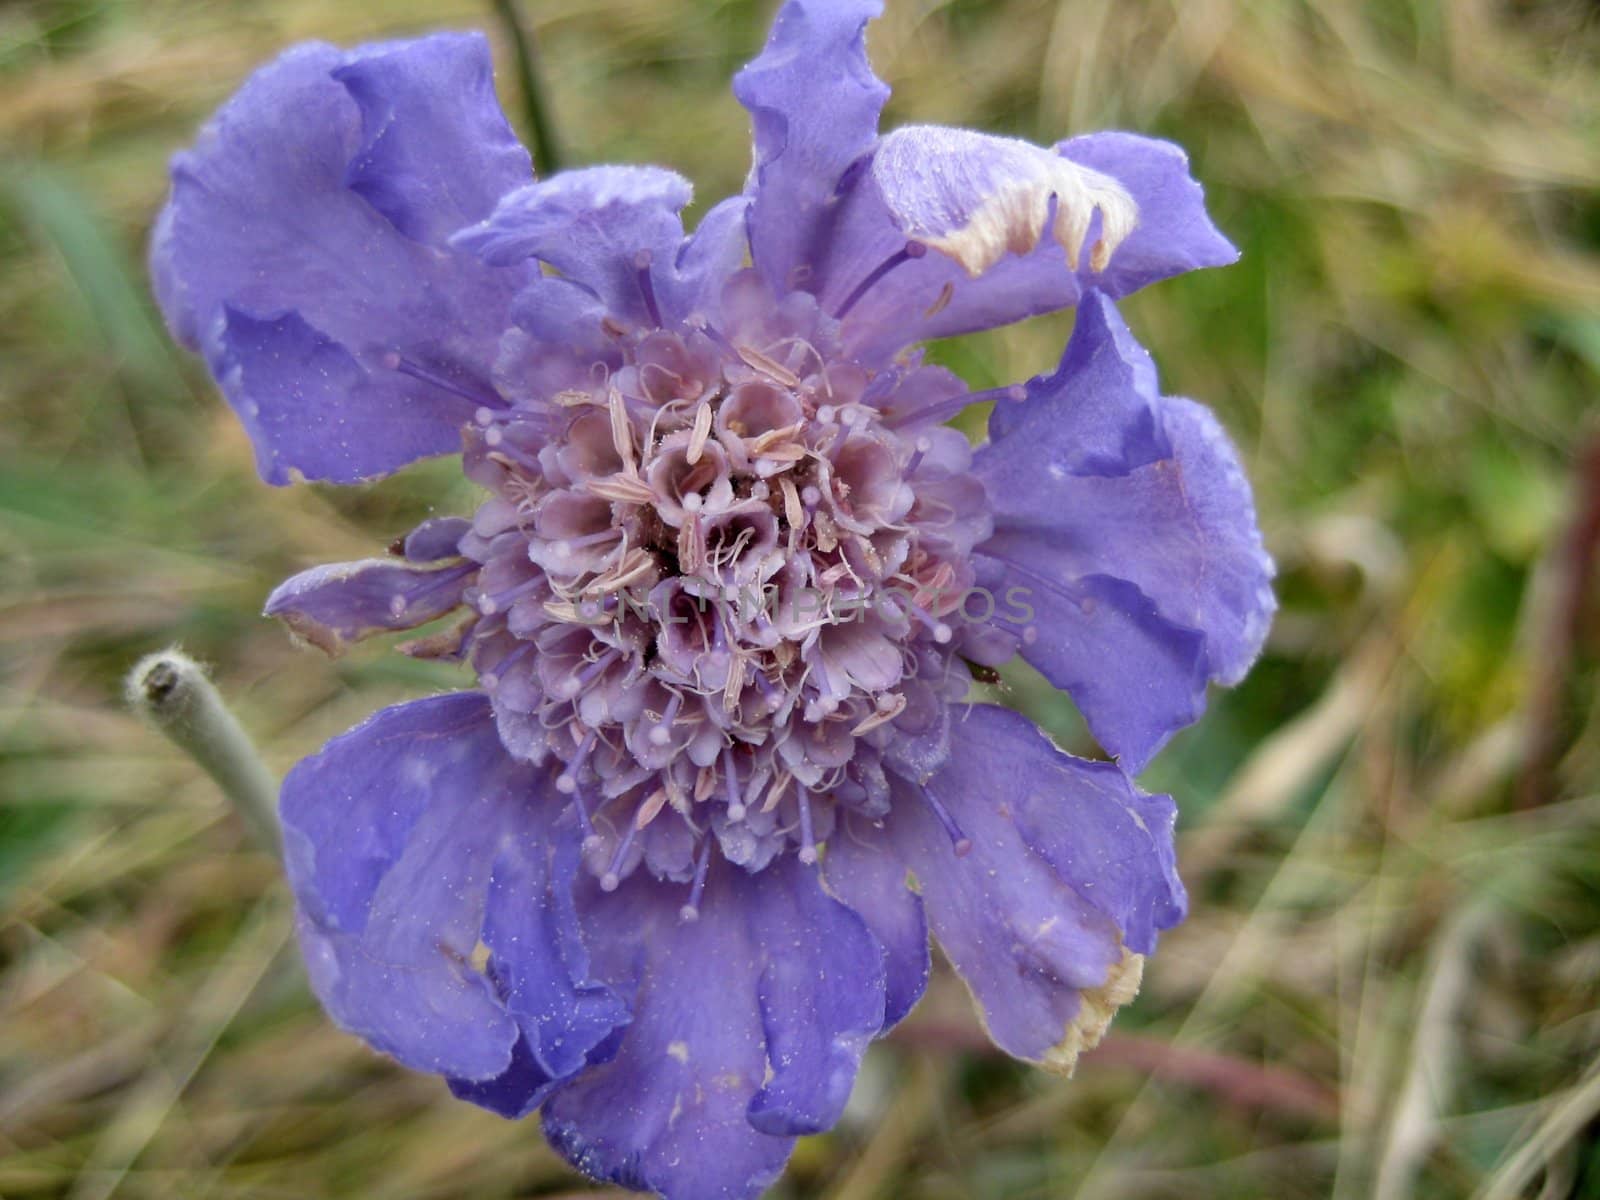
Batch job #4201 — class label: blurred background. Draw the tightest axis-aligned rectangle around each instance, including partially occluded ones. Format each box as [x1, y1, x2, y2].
[3, 0, 1599, 1196]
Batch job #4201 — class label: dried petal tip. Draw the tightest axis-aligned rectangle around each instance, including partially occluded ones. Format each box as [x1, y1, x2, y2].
[1042, 947, 1144, 1077]
[872, 126, 1140, 277]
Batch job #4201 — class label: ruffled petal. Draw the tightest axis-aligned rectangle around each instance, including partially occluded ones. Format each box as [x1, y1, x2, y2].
[744, 856, 885, 1135]
[542, 857, 885, 1199]
[820, 817, 929, 1030]
[447, 1032, 562, 1119]
[264, 551, 475, 654]
[334, 33, 534, 246]
[1055, 132, 1240, 300]
[452, 166, 693, 327]
[733, 0, 888, 295]
[151, 36, 533, 483]
[887, 704, 1184, 1071]
[815, 125, 1233, 364]
[974, 293, 1275, 767]
[282, 693, 625, 1086]
[282, 694, 521, 1079]
[658, 195, 751, 323]
[971, 561, 1210, 773]
[474, 817, 633, 1085]
[540, 869, 790, 1200]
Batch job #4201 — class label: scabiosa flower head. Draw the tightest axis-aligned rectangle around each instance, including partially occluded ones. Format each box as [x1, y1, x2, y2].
[151, 4, 1274, 1197]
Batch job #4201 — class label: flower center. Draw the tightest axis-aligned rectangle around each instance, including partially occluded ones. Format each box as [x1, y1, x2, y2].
[458, 273, 994, 898]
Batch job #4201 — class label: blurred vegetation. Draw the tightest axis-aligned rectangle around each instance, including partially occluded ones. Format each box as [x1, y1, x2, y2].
[3, 0, 1600, 1197]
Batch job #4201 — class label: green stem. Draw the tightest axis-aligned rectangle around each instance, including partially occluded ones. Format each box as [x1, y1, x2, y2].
[126, 649, 280, 853]
[491, 0, 562, 177]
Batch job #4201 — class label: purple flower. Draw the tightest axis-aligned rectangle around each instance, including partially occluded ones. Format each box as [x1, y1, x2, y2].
[150, 4, 1273, 1197]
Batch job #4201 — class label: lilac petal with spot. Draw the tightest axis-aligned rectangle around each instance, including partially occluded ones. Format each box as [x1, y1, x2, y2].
[976, 293, 1274, 766]
[453, 166, 693, 326]
[265, 552, 475, 654]
[887, 705, 1182, 1070]
[283, 693, 620, 1086]
[334, 33, 534, 245]
[150, 37, 531, 483]
[820, 818, 929, 1030]
[282, 694, 522, 1079]
[733, 0, 887, 294]
[818, 125, 1234, 363]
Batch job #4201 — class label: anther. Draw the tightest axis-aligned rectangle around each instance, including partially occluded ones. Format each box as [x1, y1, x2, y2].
[905, 436, 933, 476]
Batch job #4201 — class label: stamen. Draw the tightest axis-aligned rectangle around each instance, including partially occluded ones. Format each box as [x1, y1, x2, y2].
[905, 436, 933, 476]
[796, 789, 818, 865]
[736, 344, 801, 389]
[571, 788, 599, 849]
[556, 728, 598, 795]
[600, 814, 639, 892]
[851, 691, 907, 734]
[750, 669, 784, 715]
[648, 691, 684, 746]
[762, 769, 792, 813]
[679, 838, 713, 922]
[722, 747, 746, 820]
[882, 382, 1019, 430]
[635, 786, 669, 829]
[608, 385, 636, 470]
[556, 647, 621, 699]
[743, 763, 773, 819]
[480, 641, 534, 691]
[393, 357, 505, 408]
[905, 598, 953, 644]
[921, 785, 974, 857]
[686, 313, 739, 361]
[780, 478, 805, 557]
[550, 529, 622, 561]
[834, 241, 928, 319]
[634, 249, 662, 328]
[478, 576, 543, 616]
[686, 401, 713, 465]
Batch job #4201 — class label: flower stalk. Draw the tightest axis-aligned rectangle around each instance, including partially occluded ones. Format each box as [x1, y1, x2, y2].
[125, 649, 279, 853]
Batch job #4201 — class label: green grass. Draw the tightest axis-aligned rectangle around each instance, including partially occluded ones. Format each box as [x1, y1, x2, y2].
[3, 0, 1599, 1196]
